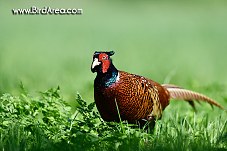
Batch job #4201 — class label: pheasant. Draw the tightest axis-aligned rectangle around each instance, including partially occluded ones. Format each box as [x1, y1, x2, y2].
[91, 51, 224, 128]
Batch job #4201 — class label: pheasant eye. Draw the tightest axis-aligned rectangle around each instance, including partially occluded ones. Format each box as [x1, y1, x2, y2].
[102, 56, 107, 59]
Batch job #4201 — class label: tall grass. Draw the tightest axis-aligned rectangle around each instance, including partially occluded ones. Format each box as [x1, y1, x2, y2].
[0, 87, 226, 151]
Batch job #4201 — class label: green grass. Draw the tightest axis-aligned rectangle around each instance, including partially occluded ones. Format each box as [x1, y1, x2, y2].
[0, 0, 227, 150]
[0, 87, 226, 151]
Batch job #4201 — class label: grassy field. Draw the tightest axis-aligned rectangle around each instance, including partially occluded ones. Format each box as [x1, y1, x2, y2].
[0, 88, 226, 151]
[0, 0, 227, 150]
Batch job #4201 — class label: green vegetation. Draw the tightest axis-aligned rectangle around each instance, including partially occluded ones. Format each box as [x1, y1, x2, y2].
[0, 0, 227, 150]
[0, 87, 226, 151]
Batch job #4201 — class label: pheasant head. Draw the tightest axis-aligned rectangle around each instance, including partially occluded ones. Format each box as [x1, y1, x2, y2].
[91, 51, 115, 74]
[91, 51, 118, 88]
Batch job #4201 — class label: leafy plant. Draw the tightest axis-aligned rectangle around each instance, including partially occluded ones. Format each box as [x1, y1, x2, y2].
[0, 86, 226, 151]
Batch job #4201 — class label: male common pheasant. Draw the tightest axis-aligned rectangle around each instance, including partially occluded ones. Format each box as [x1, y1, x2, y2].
[91, 51, 224, 128]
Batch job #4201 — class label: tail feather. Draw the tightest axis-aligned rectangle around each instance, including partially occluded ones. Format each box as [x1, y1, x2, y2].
[162, 84, 225, 110]
[186, 100, 197, 112]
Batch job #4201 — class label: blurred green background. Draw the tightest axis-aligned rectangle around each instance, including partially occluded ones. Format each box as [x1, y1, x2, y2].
[0, 0, 227, 104]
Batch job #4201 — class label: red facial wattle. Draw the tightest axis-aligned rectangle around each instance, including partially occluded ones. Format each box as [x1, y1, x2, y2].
[98, 53, 110, 73]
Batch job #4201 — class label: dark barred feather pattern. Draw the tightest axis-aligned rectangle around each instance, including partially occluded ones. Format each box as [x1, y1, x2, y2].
[94, 71, 169, 123]
[92, 51, 225, 129]
[162, 84, 224, 110]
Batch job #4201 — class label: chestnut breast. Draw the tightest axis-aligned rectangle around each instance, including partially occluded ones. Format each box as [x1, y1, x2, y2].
[94, 71, 170, 122]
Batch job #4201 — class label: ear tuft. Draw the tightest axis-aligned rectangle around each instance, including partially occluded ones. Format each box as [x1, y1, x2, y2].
[108, 51, 115, 56]
[93, 51, 115, 57]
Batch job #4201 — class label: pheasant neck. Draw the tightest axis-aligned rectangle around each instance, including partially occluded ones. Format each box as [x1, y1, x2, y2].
[96, 64, 118, 88]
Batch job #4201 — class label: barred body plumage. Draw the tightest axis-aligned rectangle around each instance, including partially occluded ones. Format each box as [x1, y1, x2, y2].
[91, 51, 224, 128]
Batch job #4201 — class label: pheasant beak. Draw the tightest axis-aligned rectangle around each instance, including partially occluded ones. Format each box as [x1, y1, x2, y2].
[91, 58, 101, 73]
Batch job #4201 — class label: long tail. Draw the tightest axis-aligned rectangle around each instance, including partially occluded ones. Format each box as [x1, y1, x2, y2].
[162, 84, 225, 110]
